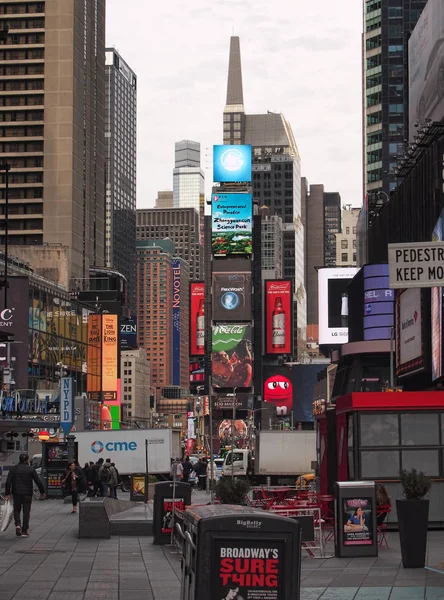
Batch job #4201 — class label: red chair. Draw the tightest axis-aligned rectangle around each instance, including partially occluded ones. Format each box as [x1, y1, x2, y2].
[376, 504, 391, 548]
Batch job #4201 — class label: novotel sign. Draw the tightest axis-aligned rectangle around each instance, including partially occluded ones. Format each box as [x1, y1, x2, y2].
[388, 241, 444, 288]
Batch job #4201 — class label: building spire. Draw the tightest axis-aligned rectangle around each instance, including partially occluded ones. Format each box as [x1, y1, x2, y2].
[225, 36, 244, 111]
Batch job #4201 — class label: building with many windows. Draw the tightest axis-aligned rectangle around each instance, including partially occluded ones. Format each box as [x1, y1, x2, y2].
[173, 140, 205, 212]
[363, 0, 426, 219]
[105, 48, 137, 312]
[0, 0, 106, 285]
[155, 190, 173, 208]
[335, 207, 360, 266]
[259, 208, 283, 279]
[136, 207, 202, 280]
[121, 349, 151, 425]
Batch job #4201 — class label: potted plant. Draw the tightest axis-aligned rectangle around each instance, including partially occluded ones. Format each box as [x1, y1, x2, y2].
[397, 468, 432, 568]
[214, 477, 250, 505]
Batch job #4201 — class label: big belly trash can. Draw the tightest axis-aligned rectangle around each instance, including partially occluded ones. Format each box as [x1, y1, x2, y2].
[178, 505, 302, 600]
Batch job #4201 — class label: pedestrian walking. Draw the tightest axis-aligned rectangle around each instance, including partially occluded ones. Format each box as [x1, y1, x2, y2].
[98, 458, 112, 498]
[170, 458, 183, 482]
[87, 461, 97, 497]
[182, 456, 192, 483]
[5, 453, 45, 537]
[108, 461, 118, 499]
[62, 461, 86, 513]
[94, 458, 104, 496]
[197, 458, 207, 491]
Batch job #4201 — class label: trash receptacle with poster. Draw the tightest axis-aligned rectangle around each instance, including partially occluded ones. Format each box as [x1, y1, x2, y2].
[334, 481, 378, 558]
[179, 504, 301, 600]
[153, 481, 192, 545]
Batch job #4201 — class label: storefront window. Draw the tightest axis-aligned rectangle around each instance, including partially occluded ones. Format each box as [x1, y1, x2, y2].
[401, 413, 439, 446]
[402, 450, 440, 477]
[360, 413, 399, 446]
[361, 450, 400, 478]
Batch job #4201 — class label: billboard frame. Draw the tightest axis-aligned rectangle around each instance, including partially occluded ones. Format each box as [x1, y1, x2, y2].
[264, 279, 294, 356]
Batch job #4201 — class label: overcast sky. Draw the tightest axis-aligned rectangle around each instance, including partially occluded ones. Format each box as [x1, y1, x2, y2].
[106, 0, 362, 209]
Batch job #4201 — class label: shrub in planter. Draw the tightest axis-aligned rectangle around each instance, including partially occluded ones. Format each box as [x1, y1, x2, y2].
[214, 477, 250, 505]
[397, 468, 432, 568]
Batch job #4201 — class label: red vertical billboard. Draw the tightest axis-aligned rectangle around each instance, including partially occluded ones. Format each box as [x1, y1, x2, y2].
[265, 280, 293, 355]
[190, 282, 205, 356]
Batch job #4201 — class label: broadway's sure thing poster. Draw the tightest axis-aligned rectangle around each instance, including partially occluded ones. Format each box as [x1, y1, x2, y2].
[212, 539, 285, 600]
[212, 324, 253, 389]
[211, 193, 253, 256]
[161, 497, 186, 534]
[343, 498, 374, 546]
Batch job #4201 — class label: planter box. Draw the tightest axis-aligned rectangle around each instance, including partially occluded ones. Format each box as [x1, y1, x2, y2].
[397, 498, 429, 568]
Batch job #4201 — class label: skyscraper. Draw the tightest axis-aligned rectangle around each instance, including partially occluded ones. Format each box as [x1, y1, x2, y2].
[136, 207, 202, 280]
[0, 0, 106, 285]
[223, 37, 306, 337]
[105, 48, 137, 311]
[335, 207, 360, 267]
[363, 0, 426, 217]
[301, 180, 342, 328]
[173, 140, 205, 212]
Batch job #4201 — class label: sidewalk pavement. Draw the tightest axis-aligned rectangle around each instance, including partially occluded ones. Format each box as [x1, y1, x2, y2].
[0, 493, 442, 600]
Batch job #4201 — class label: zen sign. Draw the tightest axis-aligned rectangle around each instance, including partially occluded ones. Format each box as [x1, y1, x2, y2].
[388, 241, 444, 288]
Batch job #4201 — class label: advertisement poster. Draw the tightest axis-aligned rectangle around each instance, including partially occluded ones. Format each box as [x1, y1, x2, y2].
[120, 316, 137, 350]
[87, 315, 102, 399]
[213, 144, 252, 183]
[397, 288, 422, 373]
[101, 314, 118, 400]
[211, 193, 253, 256]
[0, 277, 29, 389]
[161, 497, 185, 534]
[190, 282, 205, 356]
[172, 259, 182, 386]
[212, 324, 253, 389]
[212, 539, 285, 600]
[265, 280, 293, 355]
[343, 498, 373, 546]
[213, 272, 252, 321]
[132, 476, 146, 498]
[318, 268, 358, 345]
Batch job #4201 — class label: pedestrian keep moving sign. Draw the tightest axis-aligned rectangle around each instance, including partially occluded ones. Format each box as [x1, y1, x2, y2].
[388, 241, 444, 288]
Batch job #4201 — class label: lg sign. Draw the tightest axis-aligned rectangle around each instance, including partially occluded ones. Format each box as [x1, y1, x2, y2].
[91, 440, 137, 453]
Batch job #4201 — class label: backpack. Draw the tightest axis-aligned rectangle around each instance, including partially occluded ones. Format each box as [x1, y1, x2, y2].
[100, 464, 111, 483]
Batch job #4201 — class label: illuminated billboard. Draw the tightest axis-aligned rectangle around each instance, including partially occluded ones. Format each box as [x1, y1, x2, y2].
[101, 314, 118, 401]
[87, 314, 102, 400]
[363, 264, 395, 341]
[211, 193, 253, 256]
[212, 324, 253, 389]
[397, 288, 425, 377]
[172, 259, 181, 386]
[213, 271, 252, 322]
[120, 316, 137, 350]
[190, 282, 205, 356]
[264, 280, 293, 355]
[409, 0, 444, 140]
[318, 267, 359, 345]
[0, 276, 29, 389]
[213, 144, 252, 182]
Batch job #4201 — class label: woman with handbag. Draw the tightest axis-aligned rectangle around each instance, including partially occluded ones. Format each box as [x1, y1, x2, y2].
[61, 461, 86, 514]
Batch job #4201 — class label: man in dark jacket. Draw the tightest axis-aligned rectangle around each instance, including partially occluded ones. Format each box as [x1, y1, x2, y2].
[5, 453, 45, 537]
[182, 457, 192, 483]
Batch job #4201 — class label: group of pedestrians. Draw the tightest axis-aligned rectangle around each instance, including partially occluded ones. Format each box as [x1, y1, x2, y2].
[173, 456, 217, 491]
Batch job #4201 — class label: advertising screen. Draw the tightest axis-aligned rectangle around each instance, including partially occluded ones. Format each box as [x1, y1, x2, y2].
[397, 288, 424, 377]
[363, 264, 395, 341]
[211, 192, 253, 256]
[120, 316, 137, 350]
[87, 314, 102, 399]
[318, 268, 359, 345]
[343, 497, 374, 547]
[265, 280, 293, 355]
[409, 0, 444, 140]
[0, 276, 29, 389]
[213, 271, 252, 321]
[190, 282, 205, 356]
[212, 324, 253, 389]
[213, 144, 252, 183]
[172, 259, 181, 386]
[101, 314, 118, 400]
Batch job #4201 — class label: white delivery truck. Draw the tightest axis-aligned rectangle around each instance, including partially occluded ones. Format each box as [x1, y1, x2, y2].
[222, 430, 317, 485]
[74, 429, 181, 488]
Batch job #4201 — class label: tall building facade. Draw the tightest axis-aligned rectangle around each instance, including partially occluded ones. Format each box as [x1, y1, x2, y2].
[136, 239, 190, 391]
[363, 0, 426, 217]
[173, 140, 204, 212]
[121, 348, 151, 424]
[223, 37, 306, 337]
[301, 180, 341, 329]
[260, 208, 283, 279]
[0, 0, 106, 284]
[136, 207, 202, 280]
[105, 48, 137, 311]
[335, 207, 360, 266]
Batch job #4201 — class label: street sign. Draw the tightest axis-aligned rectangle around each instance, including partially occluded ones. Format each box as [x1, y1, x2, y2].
[388, 241, 444, 288]
[60, 377, 74, 435]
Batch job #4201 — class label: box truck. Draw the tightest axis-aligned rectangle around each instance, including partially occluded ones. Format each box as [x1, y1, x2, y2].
[221, 430, 317, 485]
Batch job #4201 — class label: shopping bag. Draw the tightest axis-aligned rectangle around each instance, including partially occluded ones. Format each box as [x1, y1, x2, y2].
[0, 499, 13, 533]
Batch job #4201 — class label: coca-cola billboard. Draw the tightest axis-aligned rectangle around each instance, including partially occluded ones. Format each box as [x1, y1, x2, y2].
[265, 280, 293, 355]
[190, 282, 205, 356]
[212, 324, 253, 389]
